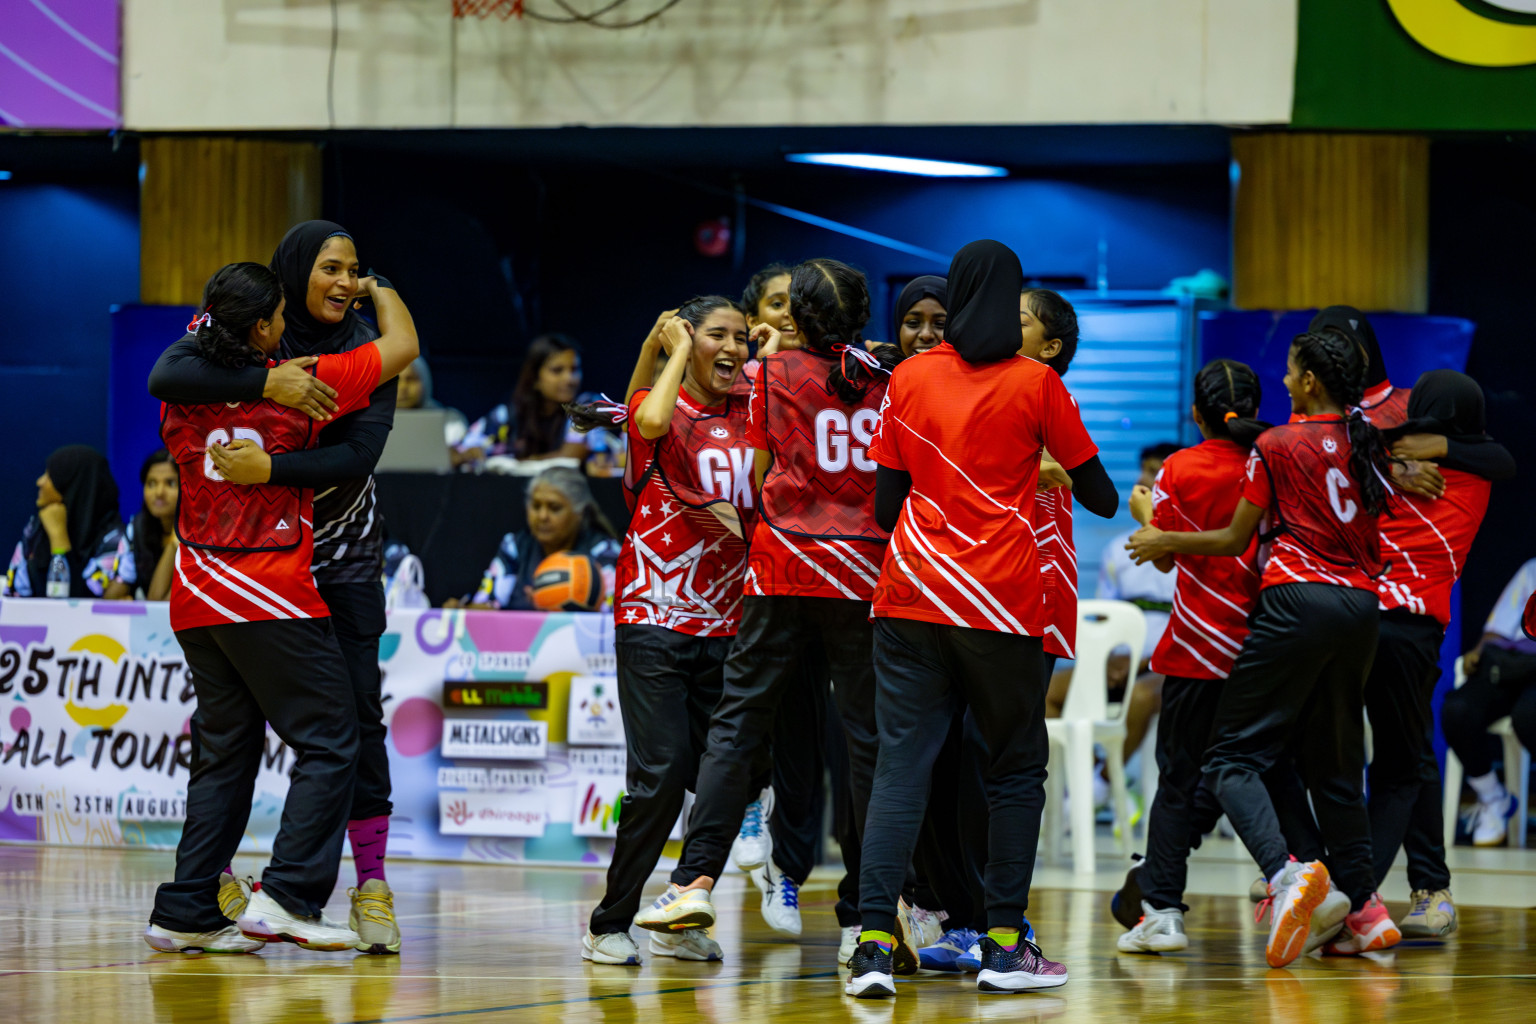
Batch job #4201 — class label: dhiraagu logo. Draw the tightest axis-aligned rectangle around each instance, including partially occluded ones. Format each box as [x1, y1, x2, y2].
[1388, 0, 1536, 66]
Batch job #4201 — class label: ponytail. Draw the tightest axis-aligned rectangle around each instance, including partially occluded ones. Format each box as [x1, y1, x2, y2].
[1291, 329, 1393, 516]
[194, 262, 282, 370]
[1194, 358, 1270, 447]
[790, 258, 891, 403]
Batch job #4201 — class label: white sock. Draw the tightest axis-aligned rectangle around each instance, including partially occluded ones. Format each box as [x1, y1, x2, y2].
[1467, 771, 1508, 804]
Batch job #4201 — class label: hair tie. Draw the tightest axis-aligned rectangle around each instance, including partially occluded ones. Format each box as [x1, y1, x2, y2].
[1223, 411, 1239, 423]
[589, 393, 628, 425]
[187, 311, 214, 332]
[831, 342, 889, 381]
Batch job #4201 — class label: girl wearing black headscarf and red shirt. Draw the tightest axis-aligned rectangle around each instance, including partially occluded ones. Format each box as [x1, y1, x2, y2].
[147, 220, 403, 954]
[845, 240, 1118, 999]
[4, 445, 123, 599]
[1369, 370, 1513, 937]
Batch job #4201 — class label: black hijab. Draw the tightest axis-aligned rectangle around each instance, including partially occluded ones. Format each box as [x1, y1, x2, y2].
[29, 446, 120, 591]
[269, 220, 369, 357]
[893, 275, 948, 338]
[1386, 369, 1490, 445]
[944, 240, 1025, 364]
[1310, 305, 1387, 390]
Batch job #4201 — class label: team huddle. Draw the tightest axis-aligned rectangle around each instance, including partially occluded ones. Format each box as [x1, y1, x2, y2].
[139, 226, 1516, 1000]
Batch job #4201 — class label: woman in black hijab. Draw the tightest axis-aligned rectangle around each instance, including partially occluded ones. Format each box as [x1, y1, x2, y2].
[4, 445, 122, 599]
[892, 275, 947, 358]
[847, 240, 1117, 999]
[1365, 370, 1512, 939]
[145, 219, 403, 954]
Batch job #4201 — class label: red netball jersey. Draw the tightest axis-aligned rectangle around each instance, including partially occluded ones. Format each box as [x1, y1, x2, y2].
[1033, 487, 1076, 658]
[614, 386, 753, 636]
[869, 344, 1097, 634]
[1149, 439, 1262, 679]
[160, 345, 381, 631]
[744, 350, 889, 602]
[1377, 467, 1490, 627]
[1358, 381, 1410, 431]
[1243, 416, 1384, 593]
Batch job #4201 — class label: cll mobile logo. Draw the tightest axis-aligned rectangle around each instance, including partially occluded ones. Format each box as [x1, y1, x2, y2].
[578, 781, 624, 832]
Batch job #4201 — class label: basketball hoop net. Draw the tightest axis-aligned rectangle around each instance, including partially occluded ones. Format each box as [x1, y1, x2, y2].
[453, 0, 523, 18]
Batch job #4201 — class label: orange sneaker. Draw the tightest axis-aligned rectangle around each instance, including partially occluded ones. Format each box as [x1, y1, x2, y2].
[1265, 859, 1329, 968]
[1323, 893, 1401, 956]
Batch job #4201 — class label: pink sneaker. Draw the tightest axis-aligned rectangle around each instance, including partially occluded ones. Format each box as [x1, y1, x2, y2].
[1323, 893, 1401, 955]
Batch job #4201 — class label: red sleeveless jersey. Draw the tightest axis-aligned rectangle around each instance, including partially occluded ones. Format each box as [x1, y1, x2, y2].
[744, 350, 889, 602]
[1242, 416, 1384, 593]
[160, 346, 381, 631]
[1149, 439, 1262, 679]
[615, 384, 754, 636]
[1377, 467, 1490, 627]
[1032, 487, 1076, 658]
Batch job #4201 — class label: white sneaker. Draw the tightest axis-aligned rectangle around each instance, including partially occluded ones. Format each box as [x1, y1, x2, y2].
[838, 924, 861, 965]
[634, 883, 715, 932]
[237, 889, 359, 951]
[731, 787, 774, 871]
[1116, 902, 1188, 953]
[1303, 884, 1351, 954]
[1467, 793, 1517, 846]
[650, 930, 723, 961]
[908, 905, 945, 949]
[144, 922, 265, 954]
[582, 930, 640, 965]
[1263, 859, 1329, 968]
[753, 860, 802, 937]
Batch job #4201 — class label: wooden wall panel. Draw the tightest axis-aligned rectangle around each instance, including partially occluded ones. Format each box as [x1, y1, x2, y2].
[1232, 132, 1429, 313]
[139, 137, 322, 306]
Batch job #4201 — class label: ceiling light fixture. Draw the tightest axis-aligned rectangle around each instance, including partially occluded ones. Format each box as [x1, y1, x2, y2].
[785, 153, 1007, 178]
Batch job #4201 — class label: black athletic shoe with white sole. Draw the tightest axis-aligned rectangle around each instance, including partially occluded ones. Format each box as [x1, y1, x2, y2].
[976, 935, 1069, 993]
[845, 941, 896, 998]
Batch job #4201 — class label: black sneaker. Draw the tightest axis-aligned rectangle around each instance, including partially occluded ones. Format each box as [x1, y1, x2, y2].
[976, 935, 1069, 993]
[1110, 854, 1146, 931]
[844, 941, 896, 998]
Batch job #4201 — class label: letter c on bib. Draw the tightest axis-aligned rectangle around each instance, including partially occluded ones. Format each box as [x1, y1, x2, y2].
[1325, 467, 1358, 523]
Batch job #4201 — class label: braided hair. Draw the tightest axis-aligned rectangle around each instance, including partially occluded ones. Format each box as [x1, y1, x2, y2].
[1193, 358, 1270, 447]
[791, 258, 897, 403]
[564, 295, 744, 432]
[194, 262, 283, 369]
[1022, 289, 1080, 376]
[1291, 329, 1393, 516]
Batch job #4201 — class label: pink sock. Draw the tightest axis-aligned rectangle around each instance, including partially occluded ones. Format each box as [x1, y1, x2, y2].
[348, 815, 390, 885]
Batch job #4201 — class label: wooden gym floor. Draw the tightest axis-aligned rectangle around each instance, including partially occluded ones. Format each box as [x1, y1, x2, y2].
[2, 841, 1533, 1023]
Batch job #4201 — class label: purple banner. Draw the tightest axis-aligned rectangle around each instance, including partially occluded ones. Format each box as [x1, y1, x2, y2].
[0, 0, 120, 129]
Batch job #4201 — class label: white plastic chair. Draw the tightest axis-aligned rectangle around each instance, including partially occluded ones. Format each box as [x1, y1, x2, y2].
[1043, 600, 1147, 874]
[1442, 656, 1530, 848]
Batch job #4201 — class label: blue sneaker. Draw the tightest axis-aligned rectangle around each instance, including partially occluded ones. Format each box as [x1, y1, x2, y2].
[919, 928, 979, 971]
[959, 916, 1037, 973]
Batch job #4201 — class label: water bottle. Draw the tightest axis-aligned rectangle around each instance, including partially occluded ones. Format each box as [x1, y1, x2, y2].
[45, 553, 69, 599]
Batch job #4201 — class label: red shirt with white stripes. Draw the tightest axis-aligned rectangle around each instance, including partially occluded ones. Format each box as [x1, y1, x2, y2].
[613, 388, 752, 636]
[1377, 467, 1490, 627]
[1149, 439, 1262, 679]
[868, 343, 1098, 634]
[1242, 415, 1383, 593]
[743, 352, 887, 602]
[1033, 487, 1077, 658]
[1358, 380, 1410, 431]
[164, 345, 381, 631]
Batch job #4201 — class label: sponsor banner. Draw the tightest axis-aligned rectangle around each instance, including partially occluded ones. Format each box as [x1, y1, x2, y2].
[571, 749, 687, 840]
[438, 788, 546, 838]
[440, 719, 548, 760]
[0, 599, 622, 865]
[567, 675, 624, 747]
